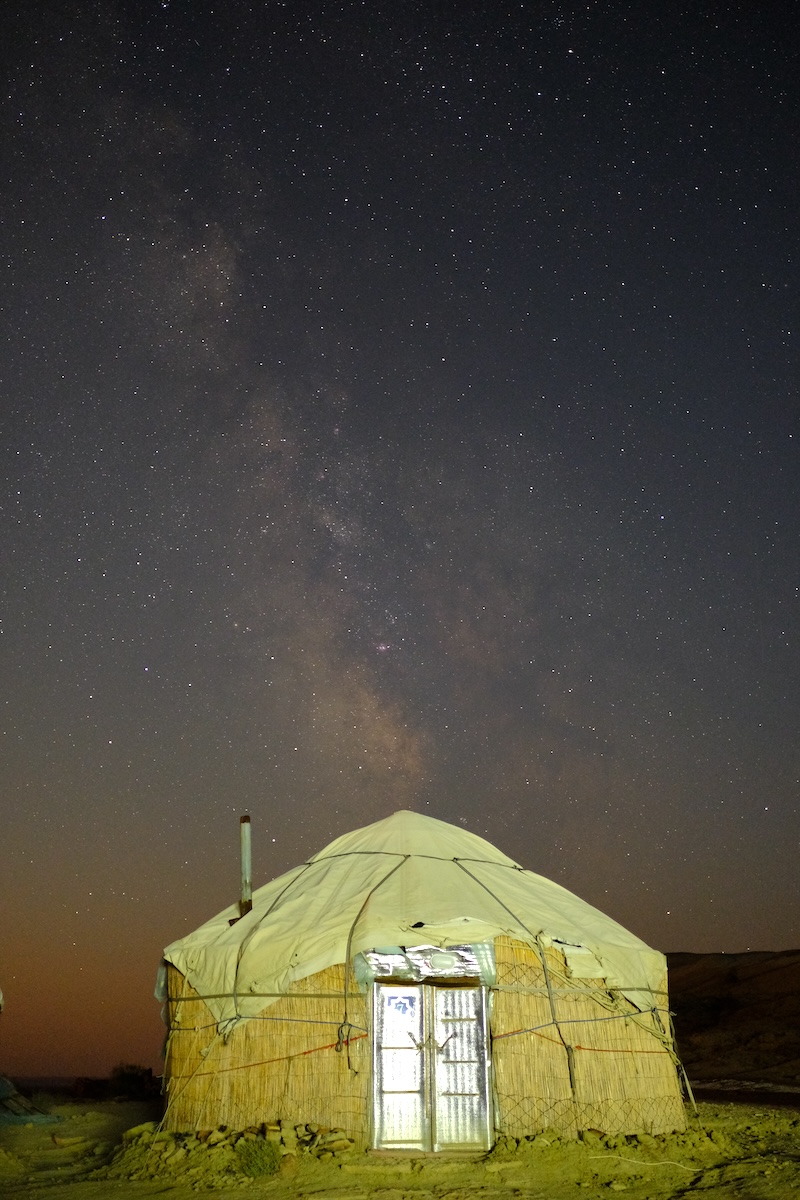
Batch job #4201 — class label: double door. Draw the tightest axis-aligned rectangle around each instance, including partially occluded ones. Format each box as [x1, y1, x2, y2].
[372, 982, 491, 1151]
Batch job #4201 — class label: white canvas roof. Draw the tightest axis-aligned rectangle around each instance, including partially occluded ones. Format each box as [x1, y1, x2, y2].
[162, 810, 665, 1026]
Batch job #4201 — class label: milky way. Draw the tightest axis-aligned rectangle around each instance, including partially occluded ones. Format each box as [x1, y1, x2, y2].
[1, 0, 797, 1077]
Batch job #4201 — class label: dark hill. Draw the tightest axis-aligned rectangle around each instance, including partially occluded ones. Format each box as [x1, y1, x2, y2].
[667, 949, 800, 1087]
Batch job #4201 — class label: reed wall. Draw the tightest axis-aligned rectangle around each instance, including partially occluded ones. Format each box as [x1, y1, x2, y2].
[163, 963, 370, 1140]
[164, 936, 686, 1141]
[491, 936, 686, 1136]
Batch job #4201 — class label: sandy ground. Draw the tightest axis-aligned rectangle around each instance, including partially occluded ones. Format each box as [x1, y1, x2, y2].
[1, 1095, 799, 1200]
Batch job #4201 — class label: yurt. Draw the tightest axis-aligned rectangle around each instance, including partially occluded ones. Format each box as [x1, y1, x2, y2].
[159, 810, 687, 1149]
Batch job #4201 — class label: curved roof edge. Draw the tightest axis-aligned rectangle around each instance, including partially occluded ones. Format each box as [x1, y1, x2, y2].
[163, 810, 665, 1026]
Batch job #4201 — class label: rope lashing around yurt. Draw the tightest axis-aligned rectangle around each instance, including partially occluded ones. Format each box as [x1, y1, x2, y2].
[452, 858, 581, 1096]
[168, 1031, 369, 1079]
[452, 857, 683, 1049]
[165, 994, 676, 1048]
[169, 989, 361, 1007]
[536, 932, 580, 1100]
[231, 860, 315, 1020]
[450, 858, 694, 1110]
[451, 859, 546, 950]
[338, 853, 410, 1070]
[518, 943, 687, 1076]
[492, 972, 671, 1021]
[493, 1009, 678, 1048]
[168, 1012, 369, 1038]
[453, 858, 665, 1004]
[161, 1024, 225, 1134]
[661, 1005, 699, 1114]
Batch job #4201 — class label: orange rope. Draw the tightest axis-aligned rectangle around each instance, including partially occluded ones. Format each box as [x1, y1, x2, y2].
[171, 1032, 368, 1079]
[493, 1026, 564, 1046]
[574, 1043, 670, 1055]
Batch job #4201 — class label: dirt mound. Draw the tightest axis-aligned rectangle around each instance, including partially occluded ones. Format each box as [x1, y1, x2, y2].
[0, 1097, 161, 1188]
[103, 1117, 358, 1185]
[2, 1096, 799, 1199]
[62, 1104, 800, 1196]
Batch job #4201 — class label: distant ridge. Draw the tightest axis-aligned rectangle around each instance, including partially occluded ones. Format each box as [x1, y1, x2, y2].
[9, 1077, 77, 1091]
[667, 949, 800, 1089]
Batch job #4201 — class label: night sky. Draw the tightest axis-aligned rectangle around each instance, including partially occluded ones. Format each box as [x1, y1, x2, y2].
[1, 1, 798, 1081]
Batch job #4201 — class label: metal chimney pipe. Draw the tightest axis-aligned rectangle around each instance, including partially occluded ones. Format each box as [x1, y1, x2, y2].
[239, 815, 253, 918]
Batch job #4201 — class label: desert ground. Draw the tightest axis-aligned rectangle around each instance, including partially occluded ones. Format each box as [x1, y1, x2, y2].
[2, 951, 799, 1200]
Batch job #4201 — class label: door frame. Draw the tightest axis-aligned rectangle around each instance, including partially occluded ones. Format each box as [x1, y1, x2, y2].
[370, 979, 493, 1152]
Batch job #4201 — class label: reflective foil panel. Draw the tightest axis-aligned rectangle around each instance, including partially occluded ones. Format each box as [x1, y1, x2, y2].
[372, 983, 491, 1151]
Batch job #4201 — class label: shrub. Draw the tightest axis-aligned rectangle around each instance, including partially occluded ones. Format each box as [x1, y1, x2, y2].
[109, 1064, 159, 1100]
[236, 1138, 281, 1177]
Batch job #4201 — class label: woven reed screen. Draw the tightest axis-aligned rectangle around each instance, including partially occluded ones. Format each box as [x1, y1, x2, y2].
[163, 963, 369, 1139]
[164, 936, 686, 1140]
[491, 936, 686, 1137]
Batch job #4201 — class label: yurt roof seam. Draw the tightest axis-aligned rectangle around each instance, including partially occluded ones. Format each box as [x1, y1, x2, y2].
[453, 858, 545, 944]
[449, 863, 673, 1063]
[232, 860, 314, 1007]
[310, 850, 524, 867]
[341, 854, 409, 1028]
[451, 858, 570, 1053]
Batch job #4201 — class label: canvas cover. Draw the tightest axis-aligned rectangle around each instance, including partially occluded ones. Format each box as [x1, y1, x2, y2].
[162, 810, 665, 1027]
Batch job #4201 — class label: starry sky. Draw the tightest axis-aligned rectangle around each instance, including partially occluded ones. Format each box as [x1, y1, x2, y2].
[1, 0, 798, 1080]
